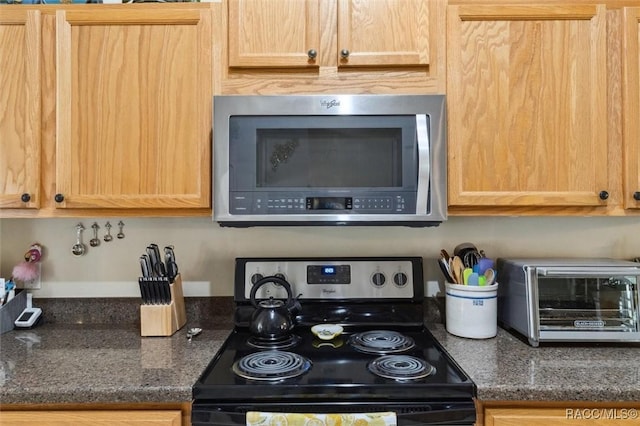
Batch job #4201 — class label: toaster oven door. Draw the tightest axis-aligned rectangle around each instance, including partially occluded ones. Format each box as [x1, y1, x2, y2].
[533, 267, 640, 341]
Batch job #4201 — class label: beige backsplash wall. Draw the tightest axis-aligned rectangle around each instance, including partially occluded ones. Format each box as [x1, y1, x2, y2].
[1, 216, 639, 298]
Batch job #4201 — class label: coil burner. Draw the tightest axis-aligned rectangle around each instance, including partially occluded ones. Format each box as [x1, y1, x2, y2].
[232, 351, 311, 381]
[368, 355, 436, 381]
[247, 334, 301, 350]
[349, 330, 416, 354]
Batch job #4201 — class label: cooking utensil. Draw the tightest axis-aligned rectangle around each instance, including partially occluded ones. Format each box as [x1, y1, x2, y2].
[450, 256, 464, 284]
[467, 272, 479, 286]
[187, 327, 202, 341]
[477, 257, 494, 275]
[164, 246, 179, 282]
[484, 268, 496, 286]
[90, 222, 101, 247]
[116, 221, 125, 239]
[311, 324, 343, 341]
[249, 275, 299, 340]
[72, 224, 86, 256]
[140, 256, 150, 278]
[462, 268, 473, 285]
[103, 221, 113, 242]
[437, 257, 454, 283]
[440, 249, 451, 262]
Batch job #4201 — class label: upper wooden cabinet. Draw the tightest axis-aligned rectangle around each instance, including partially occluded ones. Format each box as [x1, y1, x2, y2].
[54, 8, 212, 210]
[622, 6, 640, 210]
[447, 3, 609, 210]
[0, 9, 41, 209]
[228, 0, 432, 69]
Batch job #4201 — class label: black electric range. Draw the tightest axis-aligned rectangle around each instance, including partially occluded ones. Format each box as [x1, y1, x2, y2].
[192, 257, 476, 426]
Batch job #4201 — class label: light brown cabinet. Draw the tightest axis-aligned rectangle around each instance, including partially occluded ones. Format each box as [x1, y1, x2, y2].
[229, 0, 432, 69]
[0, 9, 41, 209]
[480, 402, 640, 425]
[0, 409, 183, 426]
[55, 7, 211, 210]
[622, 6, 640, 210]
[446, 2, 609, 213]
[0, 4, 213, 217]
[223, 0, 445, 94]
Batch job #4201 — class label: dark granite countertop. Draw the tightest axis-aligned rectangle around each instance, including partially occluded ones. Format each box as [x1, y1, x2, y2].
[2, 297, 640, 405]
[429, 324, 640, 402]
[0, 323, 229, 405]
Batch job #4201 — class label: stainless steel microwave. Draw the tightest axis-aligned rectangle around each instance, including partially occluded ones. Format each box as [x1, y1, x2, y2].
[212, 94, 447, 227]
[497, 258, 640, 346]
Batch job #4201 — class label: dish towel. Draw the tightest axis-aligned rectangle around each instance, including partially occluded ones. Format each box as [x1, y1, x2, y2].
[246, 412, 397, 426]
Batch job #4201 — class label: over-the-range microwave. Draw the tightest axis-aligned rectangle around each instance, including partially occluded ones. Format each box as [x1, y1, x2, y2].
[212, 94, 447, 227]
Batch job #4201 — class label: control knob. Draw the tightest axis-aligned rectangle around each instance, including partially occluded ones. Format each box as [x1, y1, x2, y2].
[371, 272, 386, 287]
[393, 272, 408, 287]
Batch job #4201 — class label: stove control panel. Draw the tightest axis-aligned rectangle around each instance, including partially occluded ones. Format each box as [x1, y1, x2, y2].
[242, 259, 417, 300]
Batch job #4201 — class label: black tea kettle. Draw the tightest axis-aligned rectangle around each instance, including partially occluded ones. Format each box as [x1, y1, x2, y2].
[249, 276, 300, 340]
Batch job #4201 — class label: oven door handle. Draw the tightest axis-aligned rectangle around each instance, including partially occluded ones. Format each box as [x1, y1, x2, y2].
[415, 114, 430, 215]
[537, 267, 640, 277]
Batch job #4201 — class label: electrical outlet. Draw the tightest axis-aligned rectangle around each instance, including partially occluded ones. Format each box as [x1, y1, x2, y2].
[22, 264, 42, 290]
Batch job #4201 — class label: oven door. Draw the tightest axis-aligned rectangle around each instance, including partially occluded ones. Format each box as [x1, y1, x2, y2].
[192, 401, 476, 426]
[530, 266, 640, 342]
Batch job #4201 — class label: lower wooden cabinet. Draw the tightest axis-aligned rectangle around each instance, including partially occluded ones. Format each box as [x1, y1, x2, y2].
[0, 410, 182, 425]
[480, 401, 640, 426]
[0, 402, 190, 426]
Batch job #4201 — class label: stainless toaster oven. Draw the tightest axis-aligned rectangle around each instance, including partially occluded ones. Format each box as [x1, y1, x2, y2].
[497, 258, 640, 346]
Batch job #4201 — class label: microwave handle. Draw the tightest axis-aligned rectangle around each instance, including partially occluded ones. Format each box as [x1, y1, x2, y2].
[415, 114, 430, 215]
[537, 267, 640, 277]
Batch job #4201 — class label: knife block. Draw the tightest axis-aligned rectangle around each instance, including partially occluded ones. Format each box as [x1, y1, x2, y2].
[140, 274, 186, 337]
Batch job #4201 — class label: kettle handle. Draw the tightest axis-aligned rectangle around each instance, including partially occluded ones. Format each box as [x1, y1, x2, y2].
[250, 276, 294, 309]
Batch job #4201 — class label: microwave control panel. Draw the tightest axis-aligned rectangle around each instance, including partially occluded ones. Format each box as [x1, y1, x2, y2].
[230, 192, 417, 214]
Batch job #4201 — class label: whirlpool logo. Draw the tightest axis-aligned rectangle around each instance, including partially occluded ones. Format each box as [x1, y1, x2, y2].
[320, 99, 341, 109]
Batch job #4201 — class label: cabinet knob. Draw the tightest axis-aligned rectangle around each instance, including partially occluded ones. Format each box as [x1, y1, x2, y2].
[307, 49, 317, 60]
[599, 190, 609, 201]
[54, 193, 65, 203]
[634, 192, 640, 201]
[21, 193, 31, 203]
[340, 49, 350, 59]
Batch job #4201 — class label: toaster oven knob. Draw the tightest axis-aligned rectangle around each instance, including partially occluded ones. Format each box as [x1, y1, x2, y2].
[599, 190, 609, 201]
[372, 272, 386, 287]
[393, 272, 408, 287]
[634, 191, 640, 201]
[250, 273, 264, 285]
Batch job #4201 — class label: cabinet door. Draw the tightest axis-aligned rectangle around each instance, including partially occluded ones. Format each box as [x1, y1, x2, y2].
[55, 8, 211, 209]
[447, 4, 608, 208]
[0, 10, 41, 209]
[229, 0, 320, 68]
[337, 0, 430, 67]
[0, 409, 181, 425]
[485, 407, 639, 425]
[622, 7, 640, 209]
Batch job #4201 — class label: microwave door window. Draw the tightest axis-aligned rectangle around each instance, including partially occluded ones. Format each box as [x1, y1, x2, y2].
[256, 128, 403, 188]
[537, 276, 639, 332]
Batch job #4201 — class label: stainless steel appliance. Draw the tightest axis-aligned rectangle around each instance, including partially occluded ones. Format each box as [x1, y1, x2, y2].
[213, 95, 447, 227]
[192, 257, 476, 426]
[497, 258, 640, 347]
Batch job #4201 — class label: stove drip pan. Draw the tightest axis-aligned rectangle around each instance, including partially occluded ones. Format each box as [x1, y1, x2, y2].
[349, 330, 415, 354]
[247, 334, 301, 350]
[232, 350, 312, 381]
[368, 355, 436, 381]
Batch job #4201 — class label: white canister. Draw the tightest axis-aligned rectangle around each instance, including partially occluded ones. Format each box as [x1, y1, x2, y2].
[445, 282, 498, 339]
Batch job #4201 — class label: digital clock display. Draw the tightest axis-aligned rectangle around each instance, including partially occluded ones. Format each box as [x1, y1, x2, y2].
[322, 266, 336, 275]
